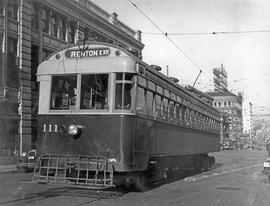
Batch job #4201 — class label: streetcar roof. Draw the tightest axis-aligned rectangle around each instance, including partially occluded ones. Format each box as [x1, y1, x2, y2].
[37, 42, 137, 75]
[36, 42, 220, 119]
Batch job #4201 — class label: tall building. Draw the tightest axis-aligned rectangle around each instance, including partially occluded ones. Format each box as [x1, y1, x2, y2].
[242, 99, 253, 135]
[0, 0, 144, 158]
[207, 91, 243, 144]
[213, 64, 228, 92]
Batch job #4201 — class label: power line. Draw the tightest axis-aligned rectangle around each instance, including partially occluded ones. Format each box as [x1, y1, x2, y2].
[230, 72, 270, 83]
[127, 0, 212, 82]
[230, 80, 269, 92]
[142, 30, 270, 36]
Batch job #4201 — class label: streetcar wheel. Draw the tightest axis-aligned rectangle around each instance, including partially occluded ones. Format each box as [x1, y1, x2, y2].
[210, 157, 215, 165]
[134, 173, 149, 192]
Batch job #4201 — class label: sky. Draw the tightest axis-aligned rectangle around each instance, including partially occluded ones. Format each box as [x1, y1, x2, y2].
[92, 0, 270, 107]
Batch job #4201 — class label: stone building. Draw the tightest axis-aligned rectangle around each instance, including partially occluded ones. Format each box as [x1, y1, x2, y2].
[207, 91, 243, 145]
[0, 0, 144, 157]
[242, 99, 253, 136]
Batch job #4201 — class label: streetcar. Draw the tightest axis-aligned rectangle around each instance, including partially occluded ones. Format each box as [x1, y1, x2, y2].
[32, 42, 221, 190]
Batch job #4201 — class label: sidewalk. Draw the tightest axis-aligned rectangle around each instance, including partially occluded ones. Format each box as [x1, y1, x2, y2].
[0, 164, 17, 173]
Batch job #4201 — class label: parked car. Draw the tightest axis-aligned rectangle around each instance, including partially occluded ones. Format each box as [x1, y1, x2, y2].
[262, 141, 270, 182]
[16, 149, 37, 172]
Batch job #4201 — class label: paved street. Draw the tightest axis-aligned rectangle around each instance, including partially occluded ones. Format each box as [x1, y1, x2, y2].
[0, 150, 269, 206]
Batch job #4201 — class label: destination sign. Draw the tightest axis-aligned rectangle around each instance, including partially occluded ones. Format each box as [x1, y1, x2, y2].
[65, 48, 111, 58]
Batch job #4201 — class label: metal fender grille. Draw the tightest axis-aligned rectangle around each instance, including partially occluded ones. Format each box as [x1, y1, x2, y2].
[32, 154, 114, 189]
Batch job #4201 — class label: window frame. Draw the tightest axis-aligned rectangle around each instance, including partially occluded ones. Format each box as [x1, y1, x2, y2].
[79, 73, 110, 111]
[114, 73, 135, 113]
[50, 74, 78, 111]
[41, 8, 49, 33]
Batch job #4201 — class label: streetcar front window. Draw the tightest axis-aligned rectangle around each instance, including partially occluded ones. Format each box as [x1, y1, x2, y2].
[115, 73, 134, 110]
[80, 74, 109, 110]
[50, 75, 77, 110]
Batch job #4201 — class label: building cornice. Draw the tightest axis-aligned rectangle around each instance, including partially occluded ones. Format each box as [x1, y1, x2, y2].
[39, 0, 144, 50]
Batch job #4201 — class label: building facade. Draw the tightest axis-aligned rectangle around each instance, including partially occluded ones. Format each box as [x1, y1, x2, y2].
[0, 0, 144, 157]
[213, 64, 228, 92]
[242, 99, 253, 135]
[207, 91, 243, 145]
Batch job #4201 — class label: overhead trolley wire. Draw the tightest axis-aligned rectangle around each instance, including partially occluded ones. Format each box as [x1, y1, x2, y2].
[230, 72, 270, 83]
[230, 80, 270, 92]
[142, 30, 270, 36]
[127, 0, 212, 83]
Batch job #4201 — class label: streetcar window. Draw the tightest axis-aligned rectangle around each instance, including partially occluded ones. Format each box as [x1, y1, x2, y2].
[80, 74, 109, 110]
[185, 108, 190, 126]
[179, 105, 183, 125]
[135, 87, 145, 114]
[168, 101, 174, 121]
[155, 95, 162, 118]
[146, 91, 154, 117]
[115, 83, 132, 109]
[162, 98, 168, 120]
[50, 75, 77, 110]
[190, 111, 194, 128]
[148, 81, 155, 91]
[157, 85, 163, 95]
[175, 104, 180, 121]
[115, 73, 134, 110]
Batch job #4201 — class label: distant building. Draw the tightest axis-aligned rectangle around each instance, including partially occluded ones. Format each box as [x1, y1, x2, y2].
[207, 91, 243, 143]
[0, 0, 144, 157]
[213, 64, 228, 92]
[242, 99, 253, 135]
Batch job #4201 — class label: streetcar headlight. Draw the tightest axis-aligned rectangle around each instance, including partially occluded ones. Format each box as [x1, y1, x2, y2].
[68, 125, 79, 136]
[68, 124, 84, 139]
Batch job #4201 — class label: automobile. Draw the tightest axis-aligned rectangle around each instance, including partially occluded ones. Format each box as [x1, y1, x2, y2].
[222, 144, 233, 150]
[262, 156, 270, 182]
[16, 149, 37, 172]
[262, 141, 270, 182]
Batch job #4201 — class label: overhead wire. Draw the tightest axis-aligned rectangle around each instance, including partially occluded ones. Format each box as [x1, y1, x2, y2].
[229, 79, 270, 92]
[229, 72, 270, 83]
[142, 30, 270, 36]
[127, 0, 212, 83]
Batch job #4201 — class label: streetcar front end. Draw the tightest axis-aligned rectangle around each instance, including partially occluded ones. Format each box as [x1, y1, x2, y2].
[33, 43, 142, 189]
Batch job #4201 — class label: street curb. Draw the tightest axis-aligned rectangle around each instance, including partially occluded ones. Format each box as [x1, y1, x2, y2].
[0, 165, 17, 173]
